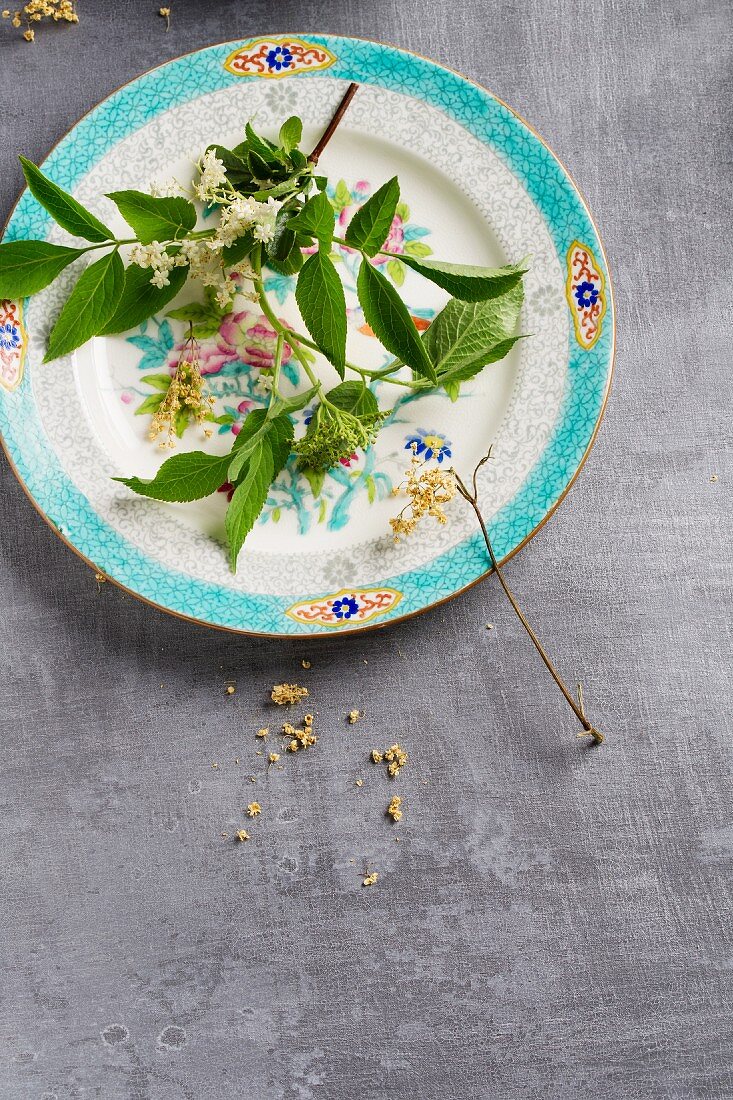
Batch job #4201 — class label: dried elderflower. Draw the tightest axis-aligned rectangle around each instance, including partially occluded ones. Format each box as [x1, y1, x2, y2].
[235, 829, 250, 842]
[389, 449, 457, 542]
[387, 796, 403, 821]
[268, 752, 280, 764]
[348, 709, 362, 724]
[147, 334, 214, 449]
[4, 0, 78, 40]
[371, 750, 383, 764]
[285, 718, 317, 751]
[271, 683, 309, 706]
[362, 872, 378, 887]
[256, 727, 269, 740]
[246, 802, 262, 818]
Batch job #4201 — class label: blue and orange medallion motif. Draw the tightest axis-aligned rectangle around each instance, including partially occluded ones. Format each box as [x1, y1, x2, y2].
[0, 299, 26, 392]
[565, 241, 607, 350]
[224, 37, 337, 79]
[286, 587, 402, 628]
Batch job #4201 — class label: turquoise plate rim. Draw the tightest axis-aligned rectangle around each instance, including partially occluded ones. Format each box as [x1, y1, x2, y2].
[0, 33, 615, 637]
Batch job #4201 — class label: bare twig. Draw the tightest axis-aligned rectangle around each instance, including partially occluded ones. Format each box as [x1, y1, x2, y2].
[452, 453, 604, 745]
[308, 83, 360, 164]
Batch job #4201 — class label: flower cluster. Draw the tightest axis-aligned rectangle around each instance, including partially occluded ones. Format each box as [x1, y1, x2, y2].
[148, 336, 214, 448]
[215, 195, 281, 248]
[3, 0, 77, 41]
[296, 402, 382, 470]
[389, 449, 457, 542]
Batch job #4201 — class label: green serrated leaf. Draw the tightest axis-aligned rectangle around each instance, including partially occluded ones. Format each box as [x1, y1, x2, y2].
[225, 444, 274, 571]
[345, 176, 399, 257]
[295, 251, 347, 376]
[0, 240, 85, 299]
[19, 157, 114, 243]
[106, 191, 197, 245]
[287, 192, 335, 247]
[279, 116, 303, 153]
[44, 249, 125, 362]
[99, 260, 188, 335]
[356, 258, 436, 382]
[222, 231, 255, 266]
[325, 380, 379, 419]
[399, 256, 529, 302]
[228, 410, 293, 482]
[423, 283, 525, 384]
[114, 449, 230, 502]
[245, 122, 284, 168]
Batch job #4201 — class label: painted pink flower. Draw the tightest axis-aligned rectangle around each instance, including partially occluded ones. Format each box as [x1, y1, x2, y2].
[218, 311, 293, 371]
[338, 206, 405, 265]
[372, 215, 405, 265]
[167, 312, 294, 379]
[339, 452, 359, 468]
[168, 339, 238, 378]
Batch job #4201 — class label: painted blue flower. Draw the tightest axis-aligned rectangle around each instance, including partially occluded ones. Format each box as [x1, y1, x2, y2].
[266, 46, 293, 72]
[574, 280, 599, 309]
[0, 321, 21, 352]
[332, 595, 360, 620]
[405, 429, 453, 463]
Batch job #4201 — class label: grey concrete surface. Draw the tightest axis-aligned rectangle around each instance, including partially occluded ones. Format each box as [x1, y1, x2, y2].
[1, 1, 731, 1097]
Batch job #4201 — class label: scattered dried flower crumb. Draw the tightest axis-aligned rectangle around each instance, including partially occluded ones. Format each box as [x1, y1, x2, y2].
[354, 779, 364, 788]
[363, 872, 378, 887]
[211, 763, 219, 769]
[246, 802, 262, 818]
[387, 796, 403, 822]
[268, 752, 280, 764]
[304, 713, 314, 726]
[249, 776, 257, 783]
[710, 474, 718, 482]
[486, 623, 494, 630]
[235, 829, 249, 842]
[301, 659, 311, 669]
[348, 709, 362, 724]
[225, 684, 235, 695]
[256, 727, 269, 739]
[271, 683, 309, 705]
[384, 743, 408, 778]
[371, 750, 383, 764]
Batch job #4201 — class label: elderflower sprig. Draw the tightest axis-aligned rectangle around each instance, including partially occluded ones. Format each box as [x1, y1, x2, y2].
[0, 84, 529, 572]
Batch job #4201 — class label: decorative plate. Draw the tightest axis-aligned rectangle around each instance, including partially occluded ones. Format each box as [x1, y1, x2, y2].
[0, 35, 614, 636]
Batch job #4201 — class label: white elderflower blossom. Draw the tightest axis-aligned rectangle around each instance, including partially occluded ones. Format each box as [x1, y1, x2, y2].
[129, 241, 176, 288]
[149, 177, 181, 198]
[194, 150, 228, 203]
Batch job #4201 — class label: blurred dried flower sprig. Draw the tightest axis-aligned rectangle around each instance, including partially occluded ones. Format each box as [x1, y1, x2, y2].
[2, 0, 77, 41]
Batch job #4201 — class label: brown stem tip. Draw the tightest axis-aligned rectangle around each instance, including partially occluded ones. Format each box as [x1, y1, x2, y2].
[308, 83, 360, 164]
[453, 454, 605, 746]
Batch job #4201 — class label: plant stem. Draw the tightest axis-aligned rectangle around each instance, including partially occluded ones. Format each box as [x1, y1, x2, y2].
[452, 459, 604, 745]
[308, 83, 360, 164]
